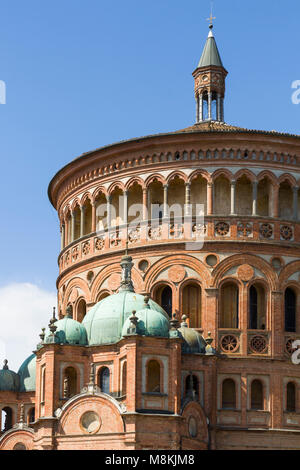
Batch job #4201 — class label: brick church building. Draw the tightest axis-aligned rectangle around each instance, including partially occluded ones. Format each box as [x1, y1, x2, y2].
[1, 22, 300, 450]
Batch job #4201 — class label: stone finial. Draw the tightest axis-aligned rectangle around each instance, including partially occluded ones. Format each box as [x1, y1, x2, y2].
[205, 332, 213, 346]
[119, 248, 134, 292]
[144, 294, 150, 308]
[181, 314, 188, 328]
[126, 310, 139, 335]
[48, 307, 57, 338]
[19, 404, 25, 424]
[66, 305, 73, 318]
[3, 359, 8, 370]
[170, 313, 180, 330]
[63, 376, 70, 399]
[39, 328, 46, 343]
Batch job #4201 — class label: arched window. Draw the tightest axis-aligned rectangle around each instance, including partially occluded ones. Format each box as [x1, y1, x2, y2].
[97, 291, 110, 302]
[220, 283, 239, 328]
[99, 367, 110, 394]
[147, 360, 161, 393]
[41, 366, 46, 404]
[155, 285, 172, 317]
[121, 362, 127, 396]
[249, 284, 266, 330]
[63, 367, 77, 398]
[185, 374, 199, 400]
[222, 379, 236, 409]
[77, 298, 86, 323]
[251, 380, 264, 410]
[182, 284, 201, 328]
[28, 407, 35, 424]
[286, 382, 296, 412]
[13, 443, 27, 450]
[1, 407, 13, 432]
[285, 288, 296, 333]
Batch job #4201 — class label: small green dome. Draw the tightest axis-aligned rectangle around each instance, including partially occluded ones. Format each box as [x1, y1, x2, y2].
[0, 361, 20, 392]
[122, 307, 170, 338]
[45, 315, 88, 345]
[178, 319, 206, 354]
[83, 291, 168, 346]
[18, 354, 36, 392]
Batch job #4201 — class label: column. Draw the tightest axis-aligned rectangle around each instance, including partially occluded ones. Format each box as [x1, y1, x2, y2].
[185, 182, 191, 216]
[217, 93, 221, 122]
[196, 95, 199, 123]
[142, 188, 148, 221]
[61, 224, 65, 251]
[123, 190, 128, 246]
[123, 190, 128, 226]
[272, 184, 279, 218]
[185, 182, 192, 239]
[252, 181, 258, 216]
[208, 92, 212, 120]
[80, 206, 85, 238]
[293, 187, 299, 221]
[199, 94, 203, 122]
[230, 181, 236, 215]
[106, 195, 111, 230]
[221, 98, 224, 122]
[91, 202, 96, 233]
[163, 184, 168, 219]
[207, 182, 213, 216]
[71, 211, 75, 242]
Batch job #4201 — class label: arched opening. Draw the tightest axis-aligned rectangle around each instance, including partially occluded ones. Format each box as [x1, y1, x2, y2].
[155, 285, 172, 317]
[28, 407, 35, 424]
[168, 176, 185, 223]
[236, 175, 252, 215]
[1, 407, 13, 432]
[185, 374, 199, 400]
[251, 380, 264, 410]
[13, 443, 27, 450]
[285, 288, 296, 333]
[257, 178, 271, 216]
[77, 298, 86, 323]
[220, 283, 239, 328]
[63, 367, 78, 399]
[110, 187, 124, 229]
[249, 284, 266, 330]
[190, 175, 207, 215]
[98, 367, 110, 394]
[41, 367, 46, 404]
[97, 291, 110, 302]
[95, 192, 107, 232]
[121, 362, 127, 396]
[84, 200, 93, 235]
[182, 283, 201, 328]
[222, 379, 236, 409]
[147, 360, 161, 393]
[286, 382, 296, 412]
[148, 180, 164, 222]
[214, 176, 230, 215]
[279, 181, 293, 220]
[128, 183, 143, 225]
[73, 205, 81, 240]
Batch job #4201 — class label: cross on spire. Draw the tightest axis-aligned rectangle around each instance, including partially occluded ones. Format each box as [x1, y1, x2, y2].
[207, 2, 216, 28]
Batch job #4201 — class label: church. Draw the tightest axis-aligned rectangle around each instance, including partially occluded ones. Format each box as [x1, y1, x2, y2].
[1, 20, 300, 450]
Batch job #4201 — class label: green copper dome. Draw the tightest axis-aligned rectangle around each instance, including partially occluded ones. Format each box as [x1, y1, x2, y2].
[122, 305, 170, 338]
[0, 361, 20, 392]
[83, 291, 168, 346]
[178, 317, 206, 354]
[45, 315, 88, 345]
[18, 354, 36, 392]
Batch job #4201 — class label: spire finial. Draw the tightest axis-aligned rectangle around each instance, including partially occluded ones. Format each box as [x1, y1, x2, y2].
[3, 359, 8, 370]
[207, 2, 216, 29]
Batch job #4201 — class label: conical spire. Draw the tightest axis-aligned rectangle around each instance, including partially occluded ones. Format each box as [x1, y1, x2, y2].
[198, 25, 223, 68]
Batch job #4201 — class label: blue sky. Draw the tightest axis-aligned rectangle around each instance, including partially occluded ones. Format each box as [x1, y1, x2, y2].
[0, 0, 299, 367]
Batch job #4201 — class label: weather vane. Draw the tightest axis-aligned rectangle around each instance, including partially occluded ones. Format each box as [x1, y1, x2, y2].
[207, 1, 216, 28]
